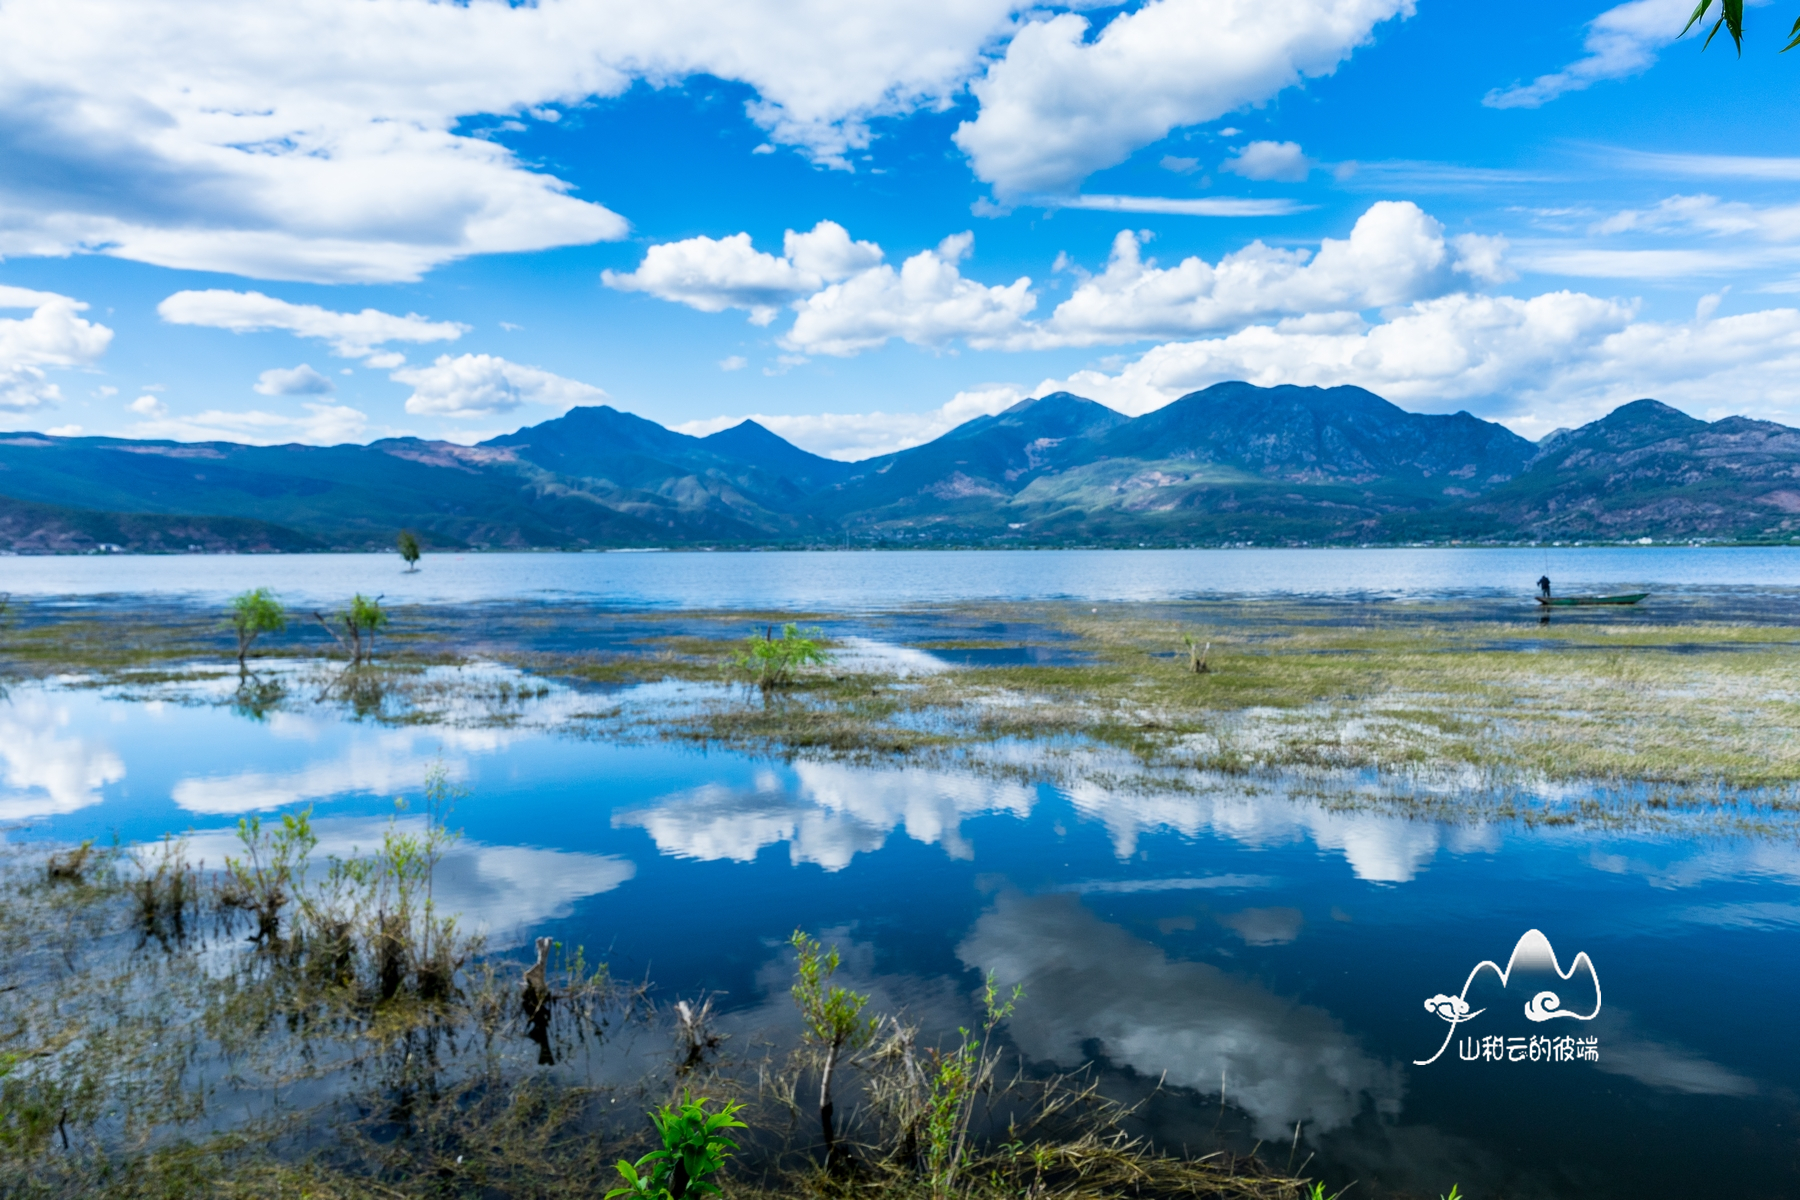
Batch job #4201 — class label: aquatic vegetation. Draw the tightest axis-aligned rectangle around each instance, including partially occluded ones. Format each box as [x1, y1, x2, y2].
[790, 929, 879, 1160]
[313, 593, 389, 666]
[1182, 632, 1212, 674]
[397, 528, 422, 572]
[921, 974, 1022, 1197]
[732, 623, 830, 690]
[227, 587, 286, 668]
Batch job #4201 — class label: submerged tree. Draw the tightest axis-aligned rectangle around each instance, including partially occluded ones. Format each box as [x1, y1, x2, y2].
[790, 930, 877, 1162]
[228, 587, 286, 669]
[313, 593, 389, 666]
[396, 529, 421, 572]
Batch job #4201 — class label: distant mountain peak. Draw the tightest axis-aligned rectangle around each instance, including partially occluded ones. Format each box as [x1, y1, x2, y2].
[1004, 391, 1119, 416]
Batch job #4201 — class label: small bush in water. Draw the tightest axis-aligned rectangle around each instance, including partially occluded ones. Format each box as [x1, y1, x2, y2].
[731, 623, 828, 689]
[607, 1094, 746, 1200]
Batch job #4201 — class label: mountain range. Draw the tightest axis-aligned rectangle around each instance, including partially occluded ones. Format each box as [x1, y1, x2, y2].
[2, 382, 1797, 552]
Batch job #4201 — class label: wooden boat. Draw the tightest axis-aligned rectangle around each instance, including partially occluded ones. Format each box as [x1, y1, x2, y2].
[1535, 592, 1649, 607]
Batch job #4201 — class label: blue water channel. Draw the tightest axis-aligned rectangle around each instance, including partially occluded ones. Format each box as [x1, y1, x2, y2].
[3, 665, 1796, 1199]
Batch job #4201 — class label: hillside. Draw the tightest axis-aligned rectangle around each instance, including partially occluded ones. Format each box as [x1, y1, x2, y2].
[0, 386, 1795, 550]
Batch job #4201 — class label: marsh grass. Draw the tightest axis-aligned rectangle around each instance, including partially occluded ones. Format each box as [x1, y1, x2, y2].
[1, 828, 1312, 1200]
[9, 596, 1800, 831]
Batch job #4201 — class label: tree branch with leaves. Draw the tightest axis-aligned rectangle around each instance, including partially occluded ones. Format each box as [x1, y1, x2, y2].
[1683, 0, 1800, 54]
[228, 587, 286, 670]
[790, 929, 878, 1162]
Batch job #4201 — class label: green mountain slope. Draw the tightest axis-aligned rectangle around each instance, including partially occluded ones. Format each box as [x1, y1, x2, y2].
[0, 386, 1795, 550]
[1457, 400, 1800, 540]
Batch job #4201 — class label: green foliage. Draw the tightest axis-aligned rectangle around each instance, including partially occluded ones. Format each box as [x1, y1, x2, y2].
[731, 623, 828, 689]
[790, 930, 877, 1059]
[790, 929, 877, 1153]
[1441, 1187, 1463, 1200]
[313, 593, 389, 665]
[227, 587, 286, 666]
[606, 1094, 746, 1200]
[219, 808, 317, 943]
[923, 972, 1022, 1197]
[397, 529, 421, 570]
[1682, 0, 1800, 53]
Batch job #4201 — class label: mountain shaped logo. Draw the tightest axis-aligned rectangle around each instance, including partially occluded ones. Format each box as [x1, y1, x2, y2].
[1415, 929, 1601, 1066]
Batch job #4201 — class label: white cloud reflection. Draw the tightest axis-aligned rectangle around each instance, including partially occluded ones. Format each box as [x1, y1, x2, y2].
[959, 892, 1402, 1139]
[614, 762, 1034, 871]
[1062, 780, 1499, 883]
[172, 735, 469, 814]
[0, 698, 125, 820]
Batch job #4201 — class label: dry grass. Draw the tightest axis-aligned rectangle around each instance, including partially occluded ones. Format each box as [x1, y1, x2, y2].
[0, 835, 1312, 1200]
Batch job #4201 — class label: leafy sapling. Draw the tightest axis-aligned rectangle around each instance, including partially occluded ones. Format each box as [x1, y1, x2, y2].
[732, 623, 828, 690]
[313, 593, 389, 666]
[606, 1094, 746, 1200]
[229, 587, 286, 669]
[790, 929, 878, 1158]
[396, 529, 421, 572]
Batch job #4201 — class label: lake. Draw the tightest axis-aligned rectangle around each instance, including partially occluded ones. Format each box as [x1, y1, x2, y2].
[4, 545, 1800, 608]
[4, 646, 1797, 1199]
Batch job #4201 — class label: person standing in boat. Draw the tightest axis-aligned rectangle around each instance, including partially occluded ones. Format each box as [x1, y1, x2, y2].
[1538, 574, 1552, 600]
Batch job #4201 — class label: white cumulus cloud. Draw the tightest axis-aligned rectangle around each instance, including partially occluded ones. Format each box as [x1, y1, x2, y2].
[784, 232, 1037, 355]
[0, 0, 1126, 279]
[954, 0, 1413, 198]
[1032, 288, 1800, 438]
[0, 285, 114, 414]
[1222, 140, 1313, 182]
[614, 204, 1510, 356]
[602, 221, 882, 325]
[158, 291, 467, 358]
[1042, 200, 1508, 345]
[1484, 0, 1695, 109]
[675, 384, 1027, 460]
[254, 363, 335, 396]
[392, 353, 606, 419]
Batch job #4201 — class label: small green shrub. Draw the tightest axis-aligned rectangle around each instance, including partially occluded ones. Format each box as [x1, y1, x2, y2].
[732, 624, 828, 690]
[228, 587, 286, 668]
[607, 1094, 746, 1200]
[790, 929, 877, 1157]
[923, 972, 1021, 1197]
[312, 593, 389, 665]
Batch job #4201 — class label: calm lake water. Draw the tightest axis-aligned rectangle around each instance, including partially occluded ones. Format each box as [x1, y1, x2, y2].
[4, 545, 1800, 608]
[4, 662, 1797, 1199]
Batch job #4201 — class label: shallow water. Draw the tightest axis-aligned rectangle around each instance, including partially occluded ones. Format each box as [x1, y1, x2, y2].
[5, 545, 1800, 609]
[3, 670, 1797, 1198]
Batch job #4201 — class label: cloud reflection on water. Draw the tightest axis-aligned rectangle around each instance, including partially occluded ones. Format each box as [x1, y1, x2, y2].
[171, 731, 469, 814]
[614, 762, 1034, 870]
[0, 697, 126, 820]
[958, 892, 1402, 1140]
[1063, 780, 1501, 882]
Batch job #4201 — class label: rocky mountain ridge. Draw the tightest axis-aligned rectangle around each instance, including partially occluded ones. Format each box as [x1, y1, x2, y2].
[0, 384, 1795, 551]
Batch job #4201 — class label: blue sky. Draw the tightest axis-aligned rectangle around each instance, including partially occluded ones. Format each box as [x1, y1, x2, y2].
[3, 0, 1799, 458]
